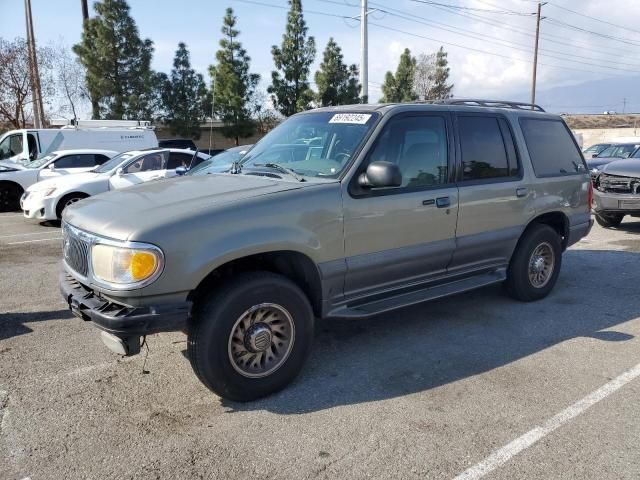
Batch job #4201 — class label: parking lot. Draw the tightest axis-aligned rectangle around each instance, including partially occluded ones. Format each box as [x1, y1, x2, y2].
[0, 213, 639, 479]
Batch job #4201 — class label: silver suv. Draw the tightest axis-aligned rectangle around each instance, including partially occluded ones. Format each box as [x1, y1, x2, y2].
[60, 100, 593, 401]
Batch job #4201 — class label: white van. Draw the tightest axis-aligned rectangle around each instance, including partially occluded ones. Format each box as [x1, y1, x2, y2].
[0, 120, 158, 164]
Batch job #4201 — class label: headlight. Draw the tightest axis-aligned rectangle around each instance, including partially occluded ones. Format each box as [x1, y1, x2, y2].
[591, 168, 599, 174]
[43, 187, 56, 197]
[91, 243, 164, 286]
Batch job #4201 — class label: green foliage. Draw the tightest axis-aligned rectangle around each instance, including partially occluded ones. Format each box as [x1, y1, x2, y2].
[380, 48, 417, 103]
[314, 38, 361, 107]
[73, 0, 155, 119]
[161, 43, 209, 139]
[268, 0, 316, 116]
[427, 47, 454, 100]
[210, 8, 260, 144]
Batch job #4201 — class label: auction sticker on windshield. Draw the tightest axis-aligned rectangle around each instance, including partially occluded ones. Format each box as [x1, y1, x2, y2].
[329, 113, 372, 124]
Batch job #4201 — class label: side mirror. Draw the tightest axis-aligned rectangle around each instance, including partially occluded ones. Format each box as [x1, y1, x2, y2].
[358, 161, 402, 188]
[175, 166, 188, 176]
[48, 163, 55, 170]
[115, 167, 124, 176]
[592, 153, 599, 158]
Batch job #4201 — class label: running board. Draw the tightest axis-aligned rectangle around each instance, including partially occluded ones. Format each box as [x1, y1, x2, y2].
[327, 269, 506, 319]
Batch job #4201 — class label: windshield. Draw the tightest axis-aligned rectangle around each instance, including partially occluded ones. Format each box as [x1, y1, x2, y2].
[92, 152, 137, 173]
[240, 111, 379, 178]
[631, 147, 640, 158]
[188, 146, 251, 176]
[27, 153, 57, 169]
[599, 144, 640, 158]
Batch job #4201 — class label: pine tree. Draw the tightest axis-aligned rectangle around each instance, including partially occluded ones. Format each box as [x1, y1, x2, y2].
[268, 0, 316, 116]
[380, 48, 417, 103]
[73, 0, 155, 119]
[314, 38, 361, 107]
[162, 43, 209, 139]
[427, 47, 454, 100]
[210, 8, 260, 145]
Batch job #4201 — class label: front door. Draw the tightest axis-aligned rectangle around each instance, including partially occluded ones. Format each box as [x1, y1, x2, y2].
[108, 151, 170, 190]
[342, 112, 458, 300]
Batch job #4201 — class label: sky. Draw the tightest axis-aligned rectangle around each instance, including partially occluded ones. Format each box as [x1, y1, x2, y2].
[2, 0, 640, 116]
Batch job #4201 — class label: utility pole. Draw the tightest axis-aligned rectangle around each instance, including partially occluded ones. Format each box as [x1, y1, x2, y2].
[360, 0, 368, 103]
[24, 0, 45, 128]
[530, 2, 545, 109]
[81, 0, 89, 21]
[623, 98, 626, 114]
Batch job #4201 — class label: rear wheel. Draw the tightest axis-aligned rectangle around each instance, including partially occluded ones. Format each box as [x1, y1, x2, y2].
[187, 271, 314, 401]
[505, 224, 562, 302]
[595, 213, 624, 228]
[0, 182, 23, 212]
[56, 193, 88, 219]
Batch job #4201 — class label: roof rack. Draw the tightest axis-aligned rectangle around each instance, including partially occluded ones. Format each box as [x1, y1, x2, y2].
[49, 119, 154, 129]
[430, 99, 545, 112]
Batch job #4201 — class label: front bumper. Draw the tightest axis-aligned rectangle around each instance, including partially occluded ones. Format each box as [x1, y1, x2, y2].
[21, 193, 57, 221]
[60, 271, 191, 337]
[593, 189, 640, 214]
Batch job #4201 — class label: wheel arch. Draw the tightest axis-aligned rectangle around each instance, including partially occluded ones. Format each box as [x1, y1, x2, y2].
[55, 191, 91, 218]
[188, 250, 323, 317]
[522, 211, 570, 251]
[0, 180, 25, 195]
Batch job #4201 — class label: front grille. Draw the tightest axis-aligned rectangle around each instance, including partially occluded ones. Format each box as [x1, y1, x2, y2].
[63, 223, 90, 277]
[596, 174, 640, 194]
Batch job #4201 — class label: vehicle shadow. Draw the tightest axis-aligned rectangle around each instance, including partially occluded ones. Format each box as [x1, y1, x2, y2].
[0, 309, 73, 341]
[223, 249, 639, 414]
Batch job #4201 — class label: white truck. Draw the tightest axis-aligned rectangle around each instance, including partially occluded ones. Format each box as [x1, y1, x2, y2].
[0, 120, 158, 164]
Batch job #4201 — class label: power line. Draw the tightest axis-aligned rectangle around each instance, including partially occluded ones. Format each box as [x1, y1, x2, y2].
[362, 2, 640, 72]
[544, 18, 640, 48]
[232, 0, 351, 19]
[547, 2, 640, 36]
[408, 0, 534, 16]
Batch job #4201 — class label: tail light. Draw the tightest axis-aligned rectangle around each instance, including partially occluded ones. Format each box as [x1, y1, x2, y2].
[588, 181, 593, 209]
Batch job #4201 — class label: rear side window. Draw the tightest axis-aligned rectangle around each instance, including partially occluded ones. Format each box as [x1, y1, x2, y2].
[458, 116, 516, 181]
[167, 152, 193, 169]
[519, 118, 586, 177]
[54, 154, 97, 168]
[95, 154, 111, 165]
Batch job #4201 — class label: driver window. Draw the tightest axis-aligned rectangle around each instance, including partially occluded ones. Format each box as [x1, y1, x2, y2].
[366, 116, 449, 189]
[124, 152, 167, 173]
[1, 135, 25, 159]
[27, 133, 37, 159]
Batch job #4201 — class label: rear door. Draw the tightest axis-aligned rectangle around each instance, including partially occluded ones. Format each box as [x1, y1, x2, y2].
[342, 112, 458, 299]
[449, 113, 534, 273]
[108, 151, 170, 190]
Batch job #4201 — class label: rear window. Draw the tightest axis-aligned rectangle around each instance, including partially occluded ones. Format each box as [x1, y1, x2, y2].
[519, 118, 586, 177]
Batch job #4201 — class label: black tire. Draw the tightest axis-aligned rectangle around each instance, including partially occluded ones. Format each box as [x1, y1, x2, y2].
[56, 193, 88, 219]
[187, 271, 314, 402]
[0, 182, 23, 212]
[505, 224, 562, 302]
[595, 213, 624, 228]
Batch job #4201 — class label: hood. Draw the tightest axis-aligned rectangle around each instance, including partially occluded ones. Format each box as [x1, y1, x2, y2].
[26, 171, 101, 192]
[600, 158, 640, 177]
[0, 160, 25, 172]
[63, 173, 313, 240]
[586, 156, 621, 170]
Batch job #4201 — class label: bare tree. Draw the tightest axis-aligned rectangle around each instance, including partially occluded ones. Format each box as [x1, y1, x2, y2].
[0, 37, 54, 128]
[413, 53, 436, 101]
[250, 89, 281, 134]
[52, 44, 89, 121]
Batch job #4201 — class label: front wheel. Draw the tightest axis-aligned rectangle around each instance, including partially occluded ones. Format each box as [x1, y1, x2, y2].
[187, 271, 314, 401]
[595, 213, 624, 228]
[56, 193, 88, 219]
[505, 224, 562, 302]
[0, 183, 23, 212]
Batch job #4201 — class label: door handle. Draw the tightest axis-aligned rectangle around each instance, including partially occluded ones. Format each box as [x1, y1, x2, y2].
[436, 197, 450, 208]
[516, 187, 529, 198]
[422, 199, 435, 206]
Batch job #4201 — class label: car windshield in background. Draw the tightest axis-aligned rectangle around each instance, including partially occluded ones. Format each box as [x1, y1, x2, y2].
[598, 144, 640, 158]
[631, 147, 640, 158]
[92, 152, 137, 173]
[188, 146, 251, 176]
[26, 153, 57, 169]
[240, 111, 379, 178]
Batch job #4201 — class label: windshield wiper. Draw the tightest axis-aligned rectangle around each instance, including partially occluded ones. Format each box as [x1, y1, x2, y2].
[257, 163, 305, 182]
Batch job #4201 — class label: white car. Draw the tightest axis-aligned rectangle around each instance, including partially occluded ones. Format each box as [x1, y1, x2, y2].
[0, 149, 118, 211]
[21, 148, 210, 221]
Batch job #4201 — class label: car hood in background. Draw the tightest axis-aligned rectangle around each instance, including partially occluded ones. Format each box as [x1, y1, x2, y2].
[586, 156, 624, 170]
[600, 158, 640, 177]
[63, 173, 317, 240]
[0, 160, 26, 172]
[26, 171, 101, 192]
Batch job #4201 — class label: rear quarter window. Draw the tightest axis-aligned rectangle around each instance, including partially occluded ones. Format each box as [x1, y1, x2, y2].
[519, 118, 586, 177]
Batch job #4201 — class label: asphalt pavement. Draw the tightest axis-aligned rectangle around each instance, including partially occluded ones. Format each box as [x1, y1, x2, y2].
[1, 212, 639, 479]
